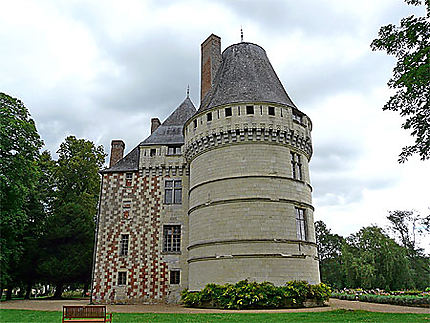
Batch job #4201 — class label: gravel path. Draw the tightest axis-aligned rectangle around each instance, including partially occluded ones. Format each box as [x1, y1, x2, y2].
[1, 298, 429, 314]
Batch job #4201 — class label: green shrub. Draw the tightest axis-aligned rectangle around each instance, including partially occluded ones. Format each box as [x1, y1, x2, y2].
[181, 280, 331, 309]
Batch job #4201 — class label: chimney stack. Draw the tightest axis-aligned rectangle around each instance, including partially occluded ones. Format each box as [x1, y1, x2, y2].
[109, 140, 125, 167]
[151, 118, 161, 134]
[201, 34, 221, 103]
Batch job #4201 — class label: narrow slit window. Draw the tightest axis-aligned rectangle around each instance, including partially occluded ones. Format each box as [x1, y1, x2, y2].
[207, 112, 212, 122]
[290, 152, 303, 180]
[193, 119, 197, 128]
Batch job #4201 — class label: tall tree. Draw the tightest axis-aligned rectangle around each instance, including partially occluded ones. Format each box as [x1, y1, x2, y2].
[0, 93, 43, 294]
[38, 136, 105, 298]
[314, 221, 345, 288]
[370, 0, 430, 162]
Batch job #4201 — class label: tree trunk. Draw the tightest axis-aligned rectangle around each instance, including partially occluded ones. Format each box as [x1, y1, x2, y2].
[6, 287, 12, 300]
[53, 283, 63, 299]
[24, 282, 32, 299]
[83, 282, 89, 297]
[0, 288, 3, 299]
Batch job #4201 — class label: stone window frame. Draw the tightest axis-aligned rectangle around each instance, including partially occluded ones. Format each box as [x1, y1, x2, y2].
[119, 234, 129, 257]
[268, 106, 275, 116]
[295, 207, 307, 241]
[246, 105, 254, 115]
[117, 271, 127, 286]
[163, 224, 181, 253]
[290, 151, 303, 181]
[170, 269, 180, 285]
[167, 145, 181, 156]
[225, 107, 232, 117]
[164, 179, 182, 204]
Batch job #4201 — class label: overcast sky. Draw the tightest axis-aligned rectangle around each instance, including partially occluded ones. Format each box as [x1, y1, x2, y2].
[1, 0, 428, 250]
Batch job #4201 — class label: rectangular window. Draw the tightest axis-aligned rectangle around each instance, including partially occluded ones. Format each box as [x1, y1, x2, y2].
[295, 208, 307, 240]
[292, 110, 303, 123]
[225, 107, 232, 117]
[150, 148, 156, 157]
[170, 270, 180, 284]
[119, 234, 129, 256]
[246, 105, 254, 115]
[122, 200, 131, 218]
[164, 179, 182, 204]
[290, 152, 303, 181]
[118, 271, 127, 286]
[207, 112, 212, 122]
[193, 119, 197, 128]
[125, 173, 133, 186]
[163, 225, 181, 252]
[268, 106, 275, 116]
[167, 146, 181, 155]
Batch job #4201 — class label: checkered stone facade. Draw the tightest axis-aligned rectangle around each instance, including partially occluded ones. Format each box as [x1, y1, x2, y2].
[92, 172, 170, 303]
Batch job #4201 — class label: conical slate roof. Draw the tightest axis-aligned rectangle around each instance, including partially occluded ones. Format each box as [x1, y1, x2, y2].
[199, 42, 296, 112]
[140, 97, 196, 145]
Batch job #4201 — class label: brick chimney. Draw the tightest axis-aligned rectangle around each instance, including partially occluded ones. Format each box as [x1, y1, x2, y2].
[151, 118, 161, 134]
[109, 140, 125, 167]
[201, 34, 221, 103]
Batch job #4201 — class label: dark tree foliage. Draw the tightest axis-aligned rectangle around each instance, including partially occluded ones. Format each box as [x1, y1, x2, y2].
[0, 93, 43, 290]
[38, 136, 106, 298]
[314, 221, 345, 288]
[371, 0, 430, 162]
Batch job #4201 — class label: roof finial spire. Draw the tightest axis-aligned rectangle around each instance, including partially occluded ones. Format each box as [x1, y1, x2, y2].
[240, 26, 243, 42]
[186, 85, 190, 98]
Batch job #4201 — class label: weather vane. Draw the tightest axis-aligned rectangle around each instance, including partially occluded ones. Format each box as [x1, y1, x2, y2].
[187, 85, 190, 98]
[241, 26, 243, 42]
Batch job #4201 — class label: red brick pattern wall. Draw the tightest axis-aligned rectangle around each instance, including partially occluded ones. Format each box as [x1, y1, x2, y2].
[92, 172, 168, 303]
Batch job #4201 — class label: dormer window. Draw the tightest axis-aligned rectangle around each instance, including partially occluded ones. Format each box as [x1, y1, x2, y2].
[167, 146, 181, 155]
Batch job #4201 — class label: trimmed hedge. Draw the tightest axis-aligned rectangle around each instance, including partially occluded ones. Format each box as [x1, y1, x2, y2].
[181, 280, 331, 309]
[332, 292, 430, 307]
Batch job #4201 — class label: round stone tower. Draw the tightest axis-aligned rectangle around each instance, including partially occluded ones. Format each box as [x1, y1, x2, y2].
[184, 35, 320, 290]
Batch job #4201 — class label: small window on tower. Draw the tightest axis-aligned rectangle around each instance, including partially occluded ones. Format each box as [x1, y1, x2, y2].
[170, 270, 180, 284]
[246, 105, 254, 114]
[295, 208, 307, 241]
[193, 119, 197, 128]
[292, 110, 303, 124]
[119, 234, 129, 256]
[125, 173, 133, 186]
[150, 148, 156, 157]
[225, 107, 232, 117]
[268, 106, 275, 116]
[118, 271, 127, 286]
[207, 112, 212, 122]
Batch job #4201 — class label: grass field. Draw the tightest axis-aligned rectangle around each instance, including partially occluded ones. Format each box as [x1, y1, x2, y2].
[0, 309, 429, 322]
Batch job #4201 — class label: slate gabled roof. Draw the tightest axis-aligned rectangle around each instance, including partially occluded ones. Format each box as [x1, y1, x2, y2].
[199, 42, 296, 112]
[140, 97, 196, 146]
[102, 97, 196, 173]
[101, 146, 139, 173]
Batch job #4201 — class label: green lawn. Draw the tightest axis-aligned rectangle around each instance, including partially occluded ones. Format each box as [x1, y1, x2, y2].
[0, 309, 429, 323]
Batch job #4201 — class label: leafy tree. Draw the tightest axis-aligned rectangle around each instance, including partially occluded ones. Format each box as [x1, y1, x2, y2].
[386, 210, 430, 289]
[370, 0, 430, 162]
[38, 136, 106, 298]
[0, 93, 43, 294]
[342, 226, 412, 290]
[314, 221, 345, 288]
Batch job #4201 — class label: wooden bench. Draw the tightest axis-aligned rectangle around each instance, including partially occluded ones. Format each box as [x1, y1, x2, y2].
[62, 305, 112, 322]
